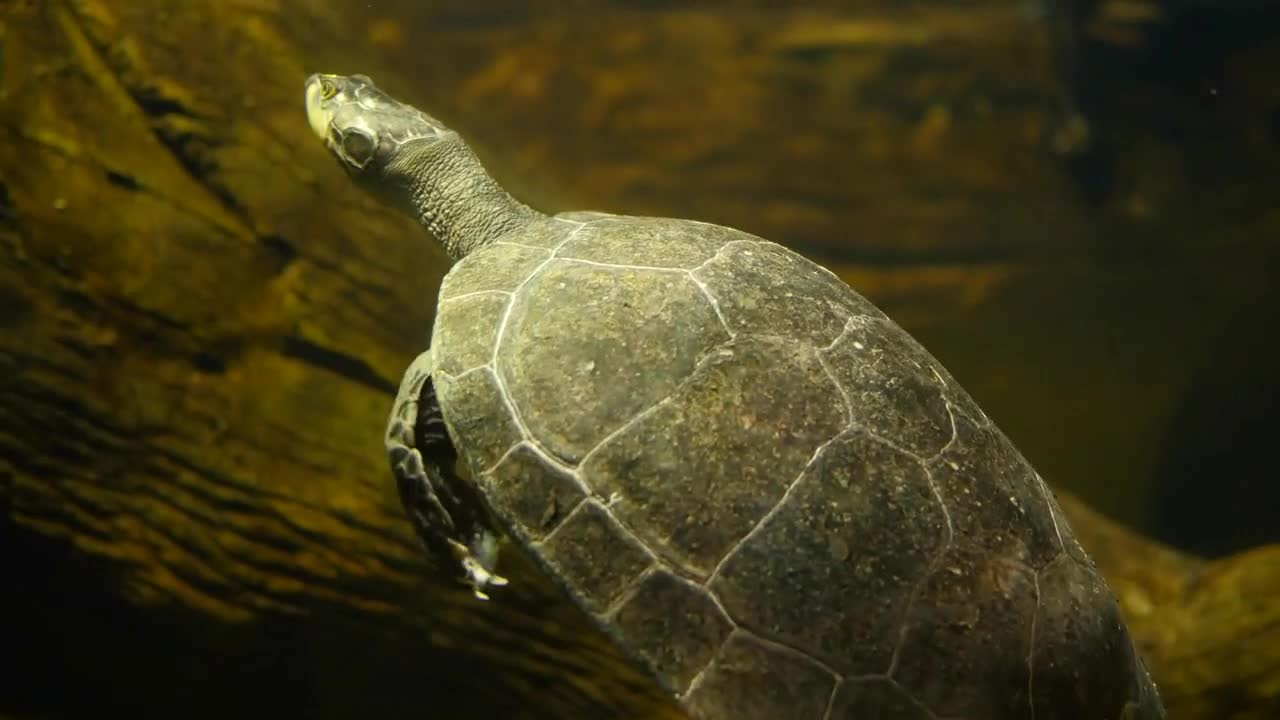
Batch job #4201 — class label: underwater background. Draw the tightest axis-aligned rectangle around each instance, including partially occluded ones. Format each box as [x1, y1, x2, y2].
[1, 0, 1277, 718]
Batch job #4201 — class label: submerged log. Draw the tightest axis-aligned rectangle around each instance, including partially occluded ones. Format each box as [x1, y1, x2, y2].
[1058, 495, 1280, 720]
[1, 1, 1276, 719]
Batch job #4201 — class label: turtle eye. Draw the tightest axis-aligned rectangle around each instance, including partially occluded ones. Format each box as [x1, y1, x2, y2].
[320, 78, 338, 100]
[340, 130, 376, 166]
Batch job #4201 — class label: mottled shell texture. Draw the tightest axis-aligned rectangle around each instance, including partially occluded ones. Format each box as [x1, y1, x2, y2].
[429, 213, 1157, 720]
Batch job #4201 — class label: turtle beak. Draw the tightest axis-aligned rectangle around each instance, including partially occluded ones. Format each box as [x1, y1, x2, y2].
[304, 74, 337, 142]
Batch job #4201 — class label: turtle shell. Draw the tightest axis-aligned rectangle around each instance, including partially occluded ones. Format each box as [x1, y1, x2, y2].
[429, 213, 1163, 720]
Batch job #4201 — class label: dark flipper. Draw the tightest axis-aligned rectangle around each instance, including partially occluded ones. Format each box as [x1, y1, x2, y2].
[385, 349, 507, 598]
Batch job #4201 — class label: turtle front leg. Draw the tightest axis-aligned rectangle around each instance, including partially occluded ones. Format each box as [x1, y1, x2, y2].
[385, 349, 508, 599]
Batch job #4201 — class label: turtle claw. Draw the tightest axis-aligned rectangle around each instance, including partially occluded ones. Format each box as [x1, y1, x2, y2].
[450, 538, 509, 600]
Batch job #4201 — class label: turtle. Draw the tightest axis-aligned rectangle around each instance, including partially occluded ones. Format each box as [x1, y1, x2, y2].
[304, 72, 1166, 720]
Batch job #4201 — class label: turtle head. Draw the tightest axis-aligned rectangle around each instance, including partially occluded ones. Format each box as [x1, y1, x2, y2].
[305, 72, 541, 259]
[305, 73, 452, 188]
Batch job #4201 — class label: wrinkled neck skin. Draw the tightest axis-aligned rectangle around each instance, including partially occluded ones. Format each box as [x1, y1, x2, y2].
[386, 136, 545, 261]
